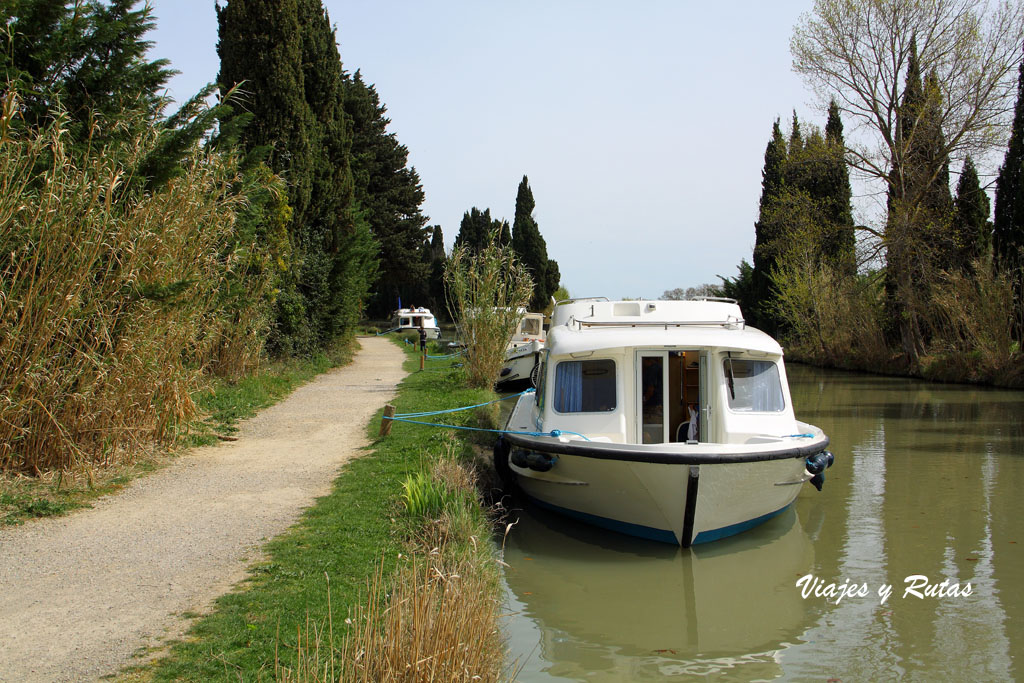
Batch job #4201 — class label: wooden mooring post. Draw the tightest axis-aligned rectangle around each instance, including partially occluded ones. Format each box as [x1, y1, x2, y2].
[420, 349, 425, 371]
[380, 404, 396, 437]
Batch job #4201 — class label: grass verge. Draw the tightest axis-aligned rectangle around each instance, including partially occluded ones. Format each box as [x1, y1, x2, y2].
[0, 338, 357, 527]
[134, 337, 509, 681]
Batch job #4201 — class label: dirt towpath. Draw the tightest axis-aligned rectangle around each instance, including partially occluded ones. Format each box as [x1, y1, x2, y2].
[0, 337, 407, 682]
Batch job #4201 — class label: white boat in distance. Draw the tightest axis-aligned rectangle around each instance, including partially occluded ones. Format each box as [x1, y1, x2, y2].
[497, 311, 546, 388]
[392, 307, 440, 339]
[495, 297, 833, 547]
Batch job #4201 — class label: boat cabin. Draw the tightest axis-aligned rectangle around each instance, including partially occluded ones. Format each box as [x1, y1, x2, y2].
[532, 298, 799, 446]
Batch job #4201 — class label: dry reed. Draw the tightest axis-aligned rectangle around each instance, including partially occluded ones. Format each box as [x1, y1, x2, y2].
[0, 95, 274, 473]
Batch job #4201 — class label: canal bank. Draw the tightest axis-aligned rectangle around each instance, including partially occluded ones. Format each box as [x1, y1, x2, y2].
[135, 335, 510, 681]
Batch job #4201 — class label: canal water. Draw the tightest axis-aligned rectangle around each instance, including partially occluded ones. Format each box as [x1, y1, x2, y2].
[498, 364, 1024, 681]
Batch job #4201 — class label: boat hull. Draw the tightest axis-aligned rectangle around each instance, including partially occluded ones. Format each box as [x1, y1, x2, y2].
[498, 430, 829, 547]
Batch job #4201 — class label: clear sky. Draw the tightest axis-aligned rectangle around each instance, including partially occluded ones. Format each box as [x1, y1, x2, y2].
[150, 0, 821, 300]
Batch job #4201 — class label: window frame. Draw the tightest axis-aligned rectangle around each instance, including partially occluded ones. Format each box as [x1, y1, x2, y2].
[723, 357, 786, 413]
[551, 358, 617, 415]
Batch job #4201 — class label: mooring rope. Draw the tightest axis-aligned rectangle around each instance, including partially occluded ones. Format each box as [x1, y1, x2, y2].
[382, 387, 591, 441]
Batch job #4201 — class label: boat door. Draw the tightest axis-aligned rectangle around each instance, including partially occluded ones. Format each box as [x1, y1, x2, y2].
[637, 351, 669, 444]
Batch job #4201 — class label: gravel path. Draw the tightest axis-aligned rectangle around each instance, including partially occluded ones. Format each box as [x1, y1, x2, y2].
[0, 337, 407, 682]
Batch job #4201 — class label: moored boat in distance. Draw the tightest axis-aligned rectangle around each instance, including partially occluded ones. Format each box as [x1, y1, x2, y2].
[392, 306, 440, 339]
[495, 297, 834, 547]
[497, 311, 546, 388]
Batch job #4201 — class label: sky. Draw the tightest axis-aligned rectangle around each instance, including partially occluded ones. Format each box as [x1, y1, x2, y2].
[150, 0, 822, 300]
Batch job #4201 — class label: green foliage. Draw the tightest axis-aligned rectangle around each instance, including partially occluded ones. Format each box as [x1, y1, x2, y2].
[445, 230, 534, 388]
[511, 175, 559, 310]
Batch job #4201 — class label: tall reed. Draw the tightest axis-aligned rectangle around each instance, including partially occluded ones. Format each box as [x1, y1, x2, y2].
[0, 95, 275, 473]
[444, 231, 533, 389]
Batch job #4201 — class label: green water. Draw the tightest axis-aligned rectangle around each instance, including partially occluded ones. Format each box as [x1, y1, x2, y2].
[499, 364, 1024, 681]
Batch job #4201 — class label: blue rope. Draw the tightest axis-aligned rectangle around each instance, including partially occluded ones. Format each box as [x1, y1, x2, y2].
[783, 433, 815, 438]
[395, 388, 534, 418]
[425, 349, 465, 360]
[383, 416, 591, 442]
[374, 327, 400, 336]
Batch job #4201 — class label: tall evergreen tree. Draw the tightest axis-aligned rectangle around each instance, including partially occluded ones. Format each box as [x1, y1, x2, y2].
[423, 225, 447, 316]
[751, 119, 787, 333]
[951, 156, 992, 270]
[994, 44, 1024, 314]
[821, 100, 857, 274]
[511, 175, 558, 310]
[344, 71, 430, 318]
[217, 0, 376, 354]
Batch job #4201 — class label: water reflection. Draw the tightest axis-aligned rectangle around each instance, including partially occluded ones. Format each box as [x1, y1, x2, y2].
[502, 502, 814, 680]
[501, 365, 1024, 681]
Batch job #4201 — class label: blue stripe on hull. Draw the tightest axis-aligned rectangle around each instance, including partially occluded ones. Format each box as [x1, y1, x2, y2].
[528, 496, 679, 544]
[525, 494, 793, 546]
[691, 504, 791, 544]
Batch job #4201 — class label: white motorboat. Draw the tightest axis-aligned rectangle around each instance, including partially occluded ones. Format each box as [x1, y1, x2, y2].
[497, 311, 546, 387]
[495, 297, 833, 547]
[392, 307, 440, 339]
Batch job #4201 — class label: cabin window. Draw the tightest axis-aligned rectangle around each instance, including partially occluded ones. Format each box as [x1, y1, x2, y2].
[399, 318, 411, 326]
[521, 317, 542, 336]
[724, 359, 785, 412]
[553, 359, 616, 413]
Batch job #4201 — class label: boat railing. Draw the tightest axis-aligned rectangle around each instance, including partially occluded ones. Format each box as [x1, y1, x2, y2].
[576, 317, 745, 330]
[554, 296, 610, 307]
[689, 296, 738, 304]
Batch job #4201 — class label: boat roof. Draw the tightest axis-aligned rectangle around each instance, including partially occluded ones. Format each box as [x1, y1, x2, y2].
[546, 298, 783, 356]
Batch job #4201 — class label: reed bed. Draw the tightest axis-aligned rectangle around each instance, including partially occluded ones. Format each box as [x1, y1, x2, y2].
[0, 98, 273, 474]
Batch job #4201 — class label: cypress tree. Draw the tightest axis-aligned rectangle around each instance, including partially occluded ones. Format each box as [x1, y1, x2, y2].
[994, 44, 1024, 312]
[511, 175, 557, 311]
[951, 156, 992, 270]
[822, 100, 856, 274]
[424, 226, 447, 315]
[344, 71, 430, 318]
[751, 119, 787, 333]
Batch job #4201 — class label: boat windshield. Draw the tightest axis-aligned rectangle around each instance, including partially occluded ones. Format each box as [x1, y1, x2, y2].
[521, 317, 542, 336]
[723, 359, 785, 412]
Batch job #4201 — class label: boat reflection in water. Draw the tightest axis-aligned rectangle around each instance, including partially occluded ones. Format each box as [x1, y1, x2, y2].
[501, 499, 814, 681]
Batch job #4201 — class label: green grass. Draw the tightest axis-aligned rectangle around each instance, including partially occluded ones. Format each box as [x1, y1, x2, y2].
[137, 337, 499, 680]
[1, 338, 358, 527]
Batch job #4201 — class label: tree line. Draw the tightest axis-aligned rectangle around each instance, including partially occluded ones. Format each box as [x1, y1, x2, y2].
[668, 0, 1024, 386]
[0, 0, 561, 473]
